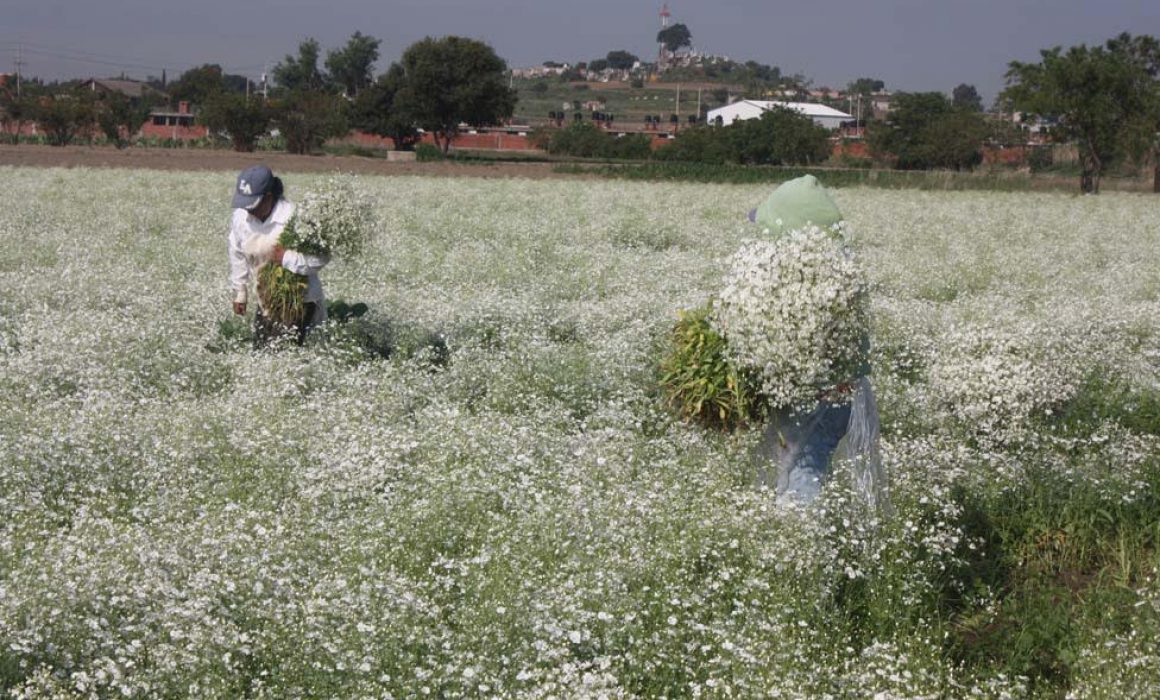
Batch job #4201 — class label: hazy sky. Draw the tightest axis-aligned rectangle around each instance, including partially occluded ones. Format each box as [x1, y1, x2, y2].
[4, 0, 1158, 103]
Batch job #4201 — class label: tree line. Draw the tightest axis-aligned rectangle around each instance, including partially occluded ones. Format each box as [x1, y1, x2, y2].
[3, 31, 1158, 192]
[0, 33, 516, 155]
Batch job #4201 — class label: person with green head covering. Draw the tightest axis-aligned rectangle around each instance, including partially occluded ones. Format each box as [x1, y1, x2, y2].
[747, 174, 844, 239]
[746, 176, 883, 506]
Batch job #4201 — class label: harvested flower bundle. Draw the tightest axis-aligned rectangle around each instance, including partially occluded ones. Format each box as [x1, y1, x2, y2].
[250, 179, 373, 326]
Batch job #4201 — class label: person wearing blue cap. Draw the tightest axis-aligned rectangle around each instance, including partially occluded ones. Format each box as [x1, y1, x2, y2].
[227, 165, 329, 344]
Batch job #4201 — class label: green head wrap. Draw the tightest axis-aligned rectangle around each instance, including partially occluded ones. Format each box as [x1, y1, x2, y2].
[751, 175, 843, 237]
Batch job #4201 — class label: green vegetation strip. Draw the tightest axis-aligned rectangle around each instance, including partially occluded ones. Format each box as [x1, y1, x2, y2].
[556, 161, 1052, 190]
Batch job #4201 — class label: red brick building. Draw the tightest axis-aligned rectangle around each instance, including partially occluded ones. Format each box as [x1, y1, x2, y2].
[141, 101, 208, 141]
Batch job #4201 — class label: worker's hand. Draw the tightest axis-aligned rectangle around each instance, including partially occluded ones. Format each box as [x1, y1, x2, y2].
[233, 301, 246, 316]
[270, 244, 286, 266]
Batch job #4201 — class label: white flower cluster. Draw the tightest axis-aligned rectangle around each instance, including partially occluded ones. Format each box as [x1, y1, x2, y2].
[715, 224, 870, 409]
[0, 169, 1157, 697]
[281, 177, 374, 259]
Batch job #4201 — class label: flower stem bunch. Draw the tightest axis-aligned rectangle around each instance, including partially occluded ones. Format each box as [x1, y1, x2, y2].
[714, 224, 870, 410]
[257, 179, 374, 325]
[658, 302, 764, 431]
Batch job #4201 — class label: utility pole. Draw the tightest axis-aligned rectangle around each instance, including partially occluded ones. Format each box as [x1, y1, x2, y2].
[14, 43, 26, 98]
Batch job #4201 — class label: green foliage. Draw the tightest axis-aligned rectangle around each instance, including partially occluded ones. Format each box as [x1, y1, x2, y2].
[952, 83, 984, 112]
[0, 91, 35, 144]
[1049, 368, 1160, 437]
[605, 50, 638, 71]
[846, 77, 885, 95]
[256, 263, 309, 326]
[729, 106, 832, 166]
[199, 92, 270, 152]
[655, 109, 829, 167]
[325, 31, 381, 98]
[946, 453, 1160, 693]
[657, 23, 693, 53]
[271, 90, 348, 155]
[415, 142, 444, 161]
[164, 64, 250, 112]
[350, 63, 419, 150]
[558, 161, 1048, 191]
[394, 36, 516, 154]
[1002, 38, 1158, 192]
[869, 92, 987, 170]
[658, 303, 763, 431]
[33, 94, 95, 146]
[653, 125, 733, 165]
[95, 93, 148, 149]
[273, 38, 329, 94]
[168, 64, 228, 105]
[542, 122, 652, 159]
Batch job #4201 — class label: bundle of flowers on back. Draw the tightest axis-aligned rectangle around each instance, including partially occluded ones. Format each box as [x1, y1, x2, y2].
[256, 178, 374, 325]
[714, 224, 870, 411]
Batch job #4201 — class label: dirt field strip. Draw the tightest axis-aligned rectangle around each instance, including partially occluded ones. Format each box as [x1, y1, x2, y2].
[0, 144, 574, 179]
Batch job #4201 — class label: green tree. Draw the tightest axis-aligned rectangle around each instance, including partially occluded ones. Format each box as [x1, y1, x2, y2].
[326, 31, 381, 97]
[657, 23, 693, 53]
[869, 91, 984, 170]
[271, 90, 348, 154]
[729, 107, 831, 166]
[95, 92, 149, 148]
[273, 38, 328, 93]
[34, 94, 96, 146]
[543, 121, 650, 159]
[846, 77, 885, 95]
[654, 124, 733, 164]
[1104, 33, 1160, 192]
[588, 58, 609, 73]
[605, 50, 639, 71]
[1003, 42, 1154, 193]
[350, 63, 419, 150]
[916, 108, 988, 170]
[394, 36, 516, 154]
[199, 92, 270, 152]
[222, 73, 251, 94]
[952, 83, 983, 111]
[169, 64, 227, 105]
[0, 90, 36, 144]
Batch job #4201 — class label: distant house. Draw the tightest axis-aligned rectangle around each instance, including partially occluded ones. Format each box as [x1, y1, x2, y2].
[707, 100, 854, 130]
[79, 78, 162, 100]
[142, 100, 208, 141]
[869, 92, 893, 119]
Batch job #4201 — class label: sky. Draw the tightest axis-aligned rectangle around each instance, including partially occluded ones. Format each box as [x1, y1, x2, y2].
[3, 0, 1158, 104]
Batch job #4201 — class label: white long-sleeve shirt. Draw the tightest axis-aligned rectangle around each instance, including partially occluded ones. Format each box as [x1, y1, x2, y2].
[227, 199, 329, 319]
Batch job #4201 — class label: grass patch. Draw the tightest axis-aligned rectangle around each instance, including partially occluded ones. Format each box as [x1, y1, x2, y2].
[945, 456, 1160, 695]
[557, 162, 1045, 191]
[1050, 368, 1160, 437]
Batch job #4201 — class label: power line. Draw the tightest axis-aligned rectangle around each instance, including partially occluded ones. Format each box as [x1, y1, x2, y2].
[0, 39, 265, 79]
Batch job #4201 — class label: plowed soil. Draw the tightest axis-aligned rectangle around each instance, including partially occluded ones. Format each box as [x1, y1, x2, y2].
[0, 144, 572, 179]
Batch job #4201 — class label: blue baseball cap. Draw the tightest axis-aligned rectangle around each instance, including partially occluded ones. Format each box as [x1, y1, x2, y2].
[232, 165, 274, 210]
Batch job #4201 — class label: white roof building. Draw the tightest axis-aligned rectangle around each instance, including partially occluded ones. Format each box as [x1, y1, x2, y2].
[707, 100, 854, 130]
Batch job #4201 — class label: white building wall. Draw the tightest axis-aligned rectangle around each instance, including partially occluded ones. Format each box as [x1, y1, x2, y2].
[707, 101, 853, 130]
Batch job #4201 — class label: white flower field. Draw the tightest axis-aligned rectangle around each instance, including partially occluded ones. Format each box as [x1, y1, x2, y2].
[1, 166, 1158, 698]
